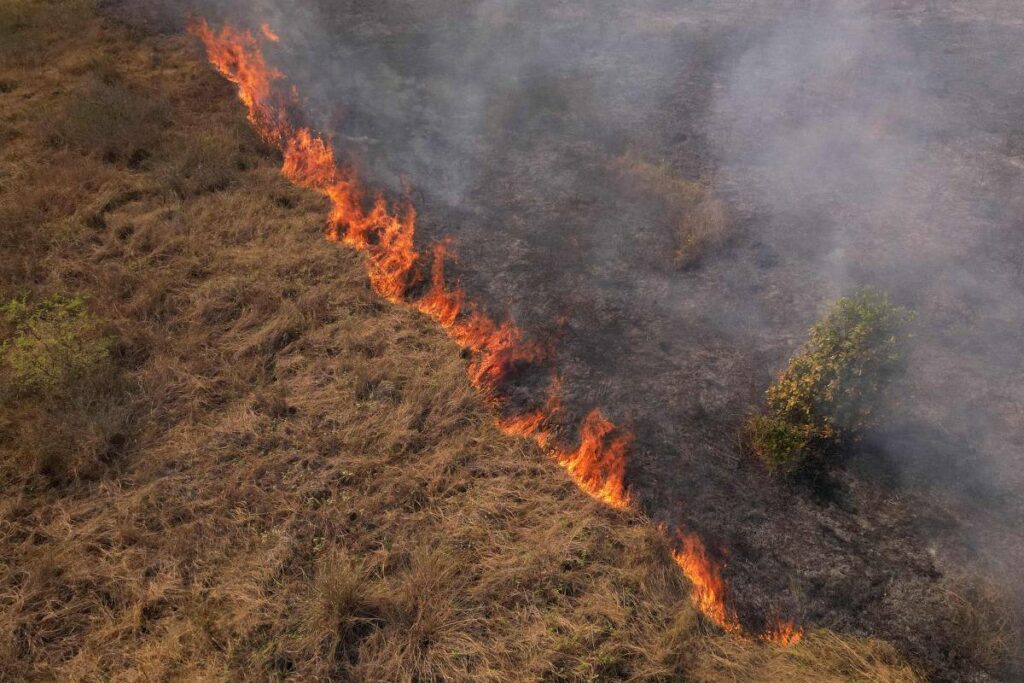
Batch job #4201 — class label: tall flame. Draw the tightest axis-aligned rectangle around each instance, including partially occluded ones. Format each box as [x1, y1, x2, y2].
[190, 18, 799, 646]
[673, 531, 803, 644]
[673, 532, 742, 634]
[554, 409, 632, 509]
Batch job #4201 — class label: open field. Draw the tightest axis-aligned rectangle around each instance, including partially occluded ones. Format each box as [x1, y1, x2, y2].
[0, 2, 930, 681]
[187, 2, 1024, 680]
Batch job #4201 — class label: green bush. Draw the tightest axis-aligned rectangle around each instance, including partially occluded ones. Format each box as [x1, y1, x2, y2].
[1, 295, 112, 398]
[746, 288, 914, 474]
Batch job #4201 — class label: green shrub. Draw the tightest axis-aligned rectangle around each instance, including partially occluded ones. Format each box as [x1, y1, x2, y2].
[746, 287, 914, 474]
[1, 295, 113, 398]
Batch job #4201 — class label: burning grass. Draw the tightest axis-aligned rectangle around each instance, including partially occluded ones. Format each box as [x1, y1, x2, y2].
[0, 2, 923, 680]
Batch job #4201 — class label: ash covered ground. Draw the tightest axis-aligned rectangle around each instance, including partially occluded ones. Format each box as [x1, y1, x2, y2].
[151, 0, 1024, 679]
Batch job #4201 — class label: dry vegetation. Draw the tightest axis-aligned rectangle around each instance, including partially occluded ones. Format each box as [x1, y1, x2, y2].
[0, 1, 921, 680]
[608, 152, 730, 269]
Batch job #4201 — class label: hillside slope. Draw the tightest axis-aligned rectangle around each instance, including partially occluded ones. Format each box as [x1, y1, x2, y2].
[0, 2, 918, 680]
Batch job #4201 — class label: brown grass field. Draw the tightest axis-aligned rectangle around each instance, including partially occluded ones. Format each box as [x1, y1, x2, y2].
[0, 1, 923, 680]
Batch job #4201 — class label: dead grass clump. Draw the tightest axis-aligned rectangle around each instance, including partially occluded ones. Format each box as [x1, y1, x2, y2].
[0, 158, 123, 293]
[939, 575, 1023, 676]
[694, 629, 919, 683]
[609, 151, 732, 268]
[165, 129, 256, 197]
[50, 76, 170, 165]
[609, 151, 706, 205]
[675, 197, 730, 268]
[302, 549, 387, 671]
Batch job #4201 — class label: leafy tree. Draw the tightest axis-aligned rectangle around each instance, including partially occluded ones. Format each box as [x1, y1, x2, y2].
[746, 288, 914, 474]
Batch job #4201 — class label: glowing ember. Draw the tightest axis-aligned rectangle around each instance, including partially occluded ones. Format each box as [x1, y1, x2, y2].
[190, 17, 801, 647]
[260, 22, 280, 42]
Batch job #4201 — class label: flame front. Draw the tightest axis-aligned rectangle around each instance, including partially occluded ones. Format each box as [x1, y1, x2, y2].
[190, 18, 800, 646]
[673, 531, 803, 645]
[554, 409, 632, 509]
[673, 532, 742, 634]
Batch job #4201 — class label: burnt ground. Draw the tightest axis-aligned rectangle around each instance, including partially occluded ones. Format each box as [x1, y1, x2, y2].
[166, 0, 1023, 680]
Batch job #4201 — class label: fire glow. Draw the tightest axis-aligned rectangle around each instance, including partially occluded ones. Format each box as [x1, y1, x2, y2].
[189, 18, 800, 645]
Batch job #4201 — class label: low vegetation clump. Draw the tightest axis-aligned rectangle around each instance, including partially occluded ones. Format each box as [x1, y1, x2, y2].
[746, 288, 914, 475]
[0, 295, 112, 398]
[674, 197, 729, 268]
[609, 152, 731, 268]
[1, 0, 91, 67]
[0, 294, 125, 484]
[50, 74, 170, 164]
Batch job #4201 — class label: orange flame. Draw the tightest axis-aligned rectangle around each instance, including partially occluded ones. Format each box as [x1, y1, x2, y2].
[190, 17, 800, 646]
[260, 22, 280, 43]
[673, 531, 803, 644]
[497, 375, 561, 448]
[553, 409, 632, 509]
[188, 20, 283, 135]
[764, 619, 804, 646]
[673, 531, 742, 634]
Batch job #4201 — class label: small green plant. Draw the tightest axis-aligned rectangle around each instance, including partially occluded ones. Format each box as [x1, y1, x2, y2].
[746, 287, 914, 474]
[1, 294, 113, 398]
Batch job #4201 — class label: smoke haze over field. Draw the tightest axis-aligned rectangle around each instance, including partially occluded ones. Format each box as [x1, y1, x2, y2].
[167, 0, 1024, 677]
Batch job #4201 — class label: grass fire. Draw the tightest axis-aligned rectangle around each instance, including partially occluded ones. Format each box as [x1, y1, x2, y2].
[2, 0, 1022, 681]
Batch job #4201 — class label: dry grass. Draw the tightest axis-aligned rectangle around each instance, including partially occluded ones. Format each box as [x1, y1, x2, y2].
[937, 574, 1023, 675]
[694, 630, 919, 683]
[609, 152, 730, 268]
[0, 2, 922, 680]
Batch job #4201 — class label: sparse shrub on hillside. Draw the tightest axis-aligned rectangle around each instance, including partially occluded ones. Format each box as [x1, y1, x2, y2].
[1, 295, 113, 398]
[50, 77, 170, 165]
[746, 288, 914, 474]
